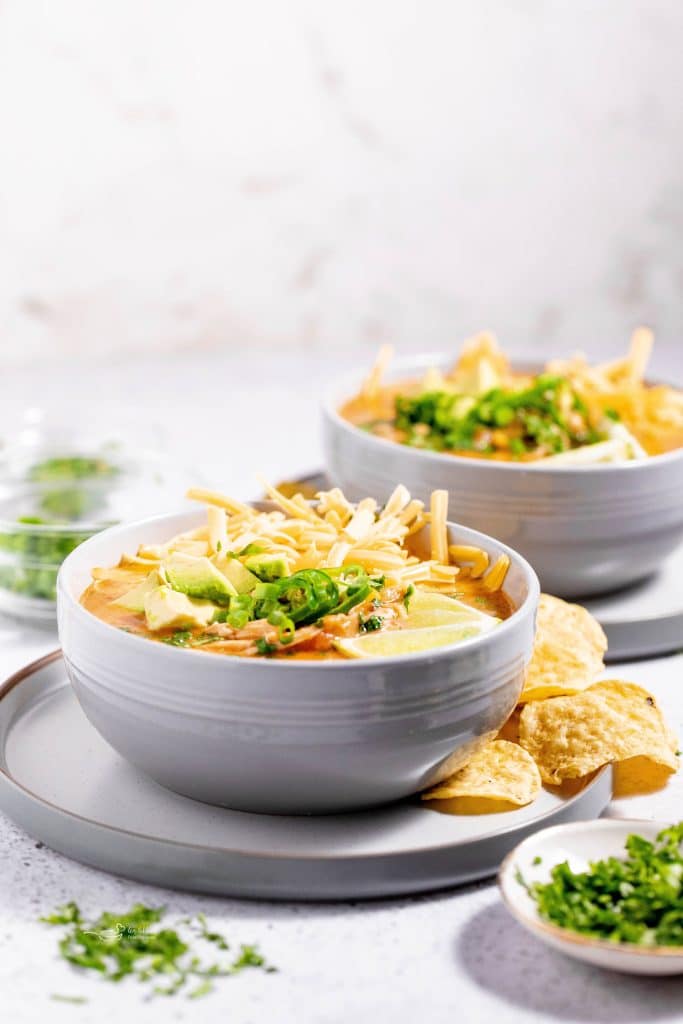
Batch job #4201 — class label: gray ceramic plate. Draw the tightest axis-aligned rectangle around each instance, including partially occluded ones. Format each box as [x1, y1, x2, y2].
[0, 652, 612, 901]
[582, 544, 683, 661]
[289, 471, 683, 662]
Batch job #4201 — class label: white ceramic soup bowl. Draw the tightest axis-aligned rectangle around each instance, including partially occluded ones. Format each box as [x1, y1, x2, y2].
[57, 509, 538, 815]
[323, 354, 683, 598]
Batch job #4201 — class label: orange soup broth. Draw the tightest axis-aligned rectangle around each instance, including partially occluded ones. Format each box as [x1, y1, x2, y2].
[81, 562, 514, 659]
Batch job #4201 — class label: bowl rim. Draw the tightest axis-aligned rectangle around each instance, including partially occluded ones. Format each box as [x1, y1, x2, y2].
[57, 506, 540, 671]
[323, 351, 683, 475]
[498, 818, 683, 958]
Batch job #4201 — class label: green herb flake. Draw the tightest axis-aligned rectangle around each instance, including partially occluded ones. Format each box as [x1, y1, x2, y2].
[161, 631, 218, 649]
[162, 630, 193, 647]
[403, 584, 415, 611]
[255, 637, 277, 656]
[532, 855, 542, 866]
[391, 376, 606, 459]
[50, 994, 88, 1005]
[42, 903, 275, 999]
[359, 613, 383, 633]
[525, 822, 683, 946]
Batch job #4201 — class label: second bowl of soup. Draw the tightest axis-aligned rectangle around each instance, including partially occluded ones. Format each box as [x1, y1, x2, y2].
[323, 332, 683, 597]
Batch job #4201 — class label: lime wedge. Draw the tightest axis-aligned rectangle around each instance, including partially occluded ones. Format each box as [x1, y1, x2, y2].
[334, 620, 495, 659]
[403, 589, 500, 631]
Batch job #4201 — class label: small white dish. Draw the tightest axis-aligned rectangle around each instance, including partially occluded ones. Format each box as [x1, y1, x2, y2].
[499, 818, 683, 975]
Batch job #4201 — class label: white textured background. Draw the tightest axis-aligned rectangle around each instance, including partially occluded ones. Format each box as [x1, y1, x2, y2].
[0, 0, 681, 374]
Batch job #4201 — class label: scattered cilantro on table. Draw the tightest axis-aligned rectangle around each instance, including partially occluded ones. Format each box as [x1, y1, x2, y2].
[41, 902, 276, 999]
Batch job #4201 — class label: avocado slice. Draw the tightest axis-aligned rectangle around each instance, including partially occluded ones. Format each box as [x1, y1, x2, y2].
[144, 585, 216, 632]
[111, 569, 164, 613]
[244, 552, 289, 582]
[214, 556, 259, 594]
[163, 552, 237, 605]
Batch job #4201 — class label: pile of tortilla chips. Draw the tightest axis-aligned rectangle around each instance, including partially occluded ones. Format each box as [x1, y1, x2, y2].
[423, 594, 679, 813]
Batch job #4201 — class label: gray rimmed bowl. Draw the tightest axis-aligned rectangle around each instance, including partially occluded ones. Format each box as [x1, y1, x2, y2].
[57, 508, 538, 815]
[323, 353, 683, 598]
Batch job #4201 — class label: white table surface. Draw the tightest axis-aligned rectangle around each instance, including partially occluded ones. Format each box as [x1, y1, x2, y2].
[2, 352, 683, 1023]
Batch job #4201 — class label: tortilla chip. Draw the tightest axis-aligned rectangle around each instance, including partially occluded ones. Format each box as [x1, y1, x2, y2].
[612, 756, 676, 797]
[428, 730, 499, 784]
[497, 707, 521, 744]
[422, 739, 541, 807]
[520, 594, 607, 702]
[589, 680, 678, 747]
[427, 796, 525, 816]
[518, 679, 678, 785]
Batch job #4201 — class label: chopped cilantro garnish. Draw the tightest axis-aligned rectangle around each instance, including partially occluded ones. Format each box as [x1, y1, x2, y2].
[525, 822, 683, 946]
[359, 613, 383, 633]
[403, 584, 415, 610]
[163, 630, 193, 647]
[532, 855, 542, 866]
[255, 637, 277, 656]
[0, 453, 120, 602]
[29, 456, 117, 482]
[162, 631, 217, 648]
[392, 376, 605, 458]
[509, 437, 527, 457]
[41, 903, 275, 999]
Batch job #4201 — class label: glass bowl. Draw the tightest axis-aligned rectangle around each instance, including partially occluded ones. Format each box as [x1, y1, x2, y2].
[0, 408, 197, 621]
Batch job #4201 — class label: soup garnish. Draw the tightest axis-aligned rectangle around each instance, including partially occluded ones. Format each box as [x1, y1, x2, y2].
[81, 483, 512, 658]
[342, 329, 683, 462]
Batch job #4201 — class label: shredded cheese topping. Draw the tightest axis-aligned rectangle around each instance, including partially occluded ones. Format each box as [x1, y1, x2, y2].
[169, 482, 512, 593]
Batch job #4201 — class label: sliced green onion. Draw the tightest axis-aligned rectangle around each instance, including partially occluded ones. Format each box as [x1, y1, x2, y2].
[266, 608, 296, 644]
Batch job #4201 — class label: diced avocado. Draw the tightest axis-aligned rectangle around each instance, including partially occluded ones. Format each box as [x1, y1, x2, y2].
[163, 552, 237, 605]
[214, 556, 259, 594]
[111, 569, 164, 613]
[144, 585, 216, 632]
[244, 552, 289, 582]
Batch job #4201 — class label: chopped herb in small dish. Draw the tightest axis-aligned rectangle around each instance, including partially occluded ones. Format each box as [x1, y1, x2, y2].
[499, 819, 683, 975]
[522, 822, 683, 947]
[0, 454, 119, 608]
